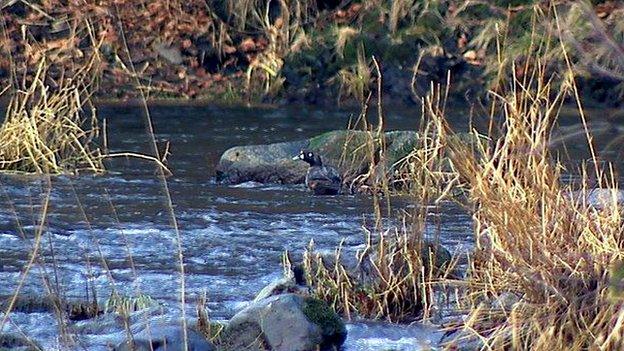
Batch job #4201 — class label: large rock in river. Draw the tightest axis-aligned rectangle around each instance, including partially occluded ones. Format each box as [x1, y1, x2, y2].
[219, 293, 347, 351]
[215, 130, 419, 185]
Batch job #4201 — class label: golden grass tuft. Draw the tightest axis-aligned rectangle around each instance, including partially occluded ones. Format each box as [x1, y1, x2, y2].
[0, 56, 104, 174]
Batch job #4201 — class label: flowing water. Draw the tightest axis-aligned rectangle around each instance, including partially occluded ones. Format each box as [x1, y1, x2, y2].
[0, 103, 617, 350]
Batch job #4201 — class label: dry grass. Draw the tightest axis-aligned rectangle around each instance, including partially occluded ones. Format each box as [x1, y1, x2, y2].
[436, 11, 624, 349]
[303, 59, 458, 323]
[442, 87, 624, 346]
[305, 7, 624, 349]
[303, 224, 456, 322]
[0, 53, 104, 174]
[334, 46, 372, 104]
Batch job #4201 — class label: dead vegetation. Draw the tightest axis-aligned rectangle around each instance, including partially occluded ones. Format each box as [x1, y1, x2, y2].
[303, 5, 624, 349]
[0, 45, 104, 174]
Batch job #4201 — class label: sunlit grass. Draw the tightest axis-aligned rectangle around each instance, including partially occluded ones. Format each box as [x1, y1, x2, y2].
[0, 57, 104, 174]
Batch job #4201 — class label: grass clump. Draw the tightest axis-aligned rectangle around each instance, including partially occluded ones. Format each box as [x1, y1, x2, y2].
[303, 229, 454, 323]
[105, 292, 156, 315]
[444, 83, 624, 348]
[437, 11, 624, 349]
[0, 55, 104, 174]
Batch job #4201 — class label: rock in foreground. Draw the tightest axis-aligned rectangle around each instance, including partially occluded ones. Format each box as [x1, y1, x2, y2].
[220, 293, 346, 351]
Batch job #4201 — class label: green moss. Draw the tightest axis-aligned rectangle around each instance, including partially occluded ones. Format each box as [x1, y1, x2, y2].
[302, 297, 346, 339]
[385, 131, 419, 168]
[308, 130, 371, 175]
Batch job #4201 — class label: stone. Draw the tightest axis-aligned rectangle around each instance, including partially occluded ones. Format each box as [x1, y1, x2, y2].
[220, 294, 346, 351]
[253, 276, 307, 302]
[215, 130, 420, 185]
[0, 294, 101, 320]
[0, 334, 40, 351]
[154, 43, 183, 65]
[113, 323, 215, 351]
[216, 139, 308, 184]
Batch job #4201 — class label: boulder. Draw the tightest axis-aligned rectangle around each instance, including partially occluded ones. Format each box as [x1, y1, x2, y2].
[219, 294, 346, 351]
[216, 139, 308, 184]
[0, 294, 101, 321]
[114, 324, 215, 351]
[215, 130, 420, 185]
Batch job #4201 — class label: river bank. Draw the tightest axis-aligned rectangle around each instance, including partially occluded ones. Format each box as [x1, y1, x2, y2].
[1, 1, 623, 107]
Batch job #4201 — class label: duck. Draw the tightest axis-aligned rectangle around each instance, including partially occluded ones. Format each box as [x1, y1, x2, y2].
[293, 150, 342, 195]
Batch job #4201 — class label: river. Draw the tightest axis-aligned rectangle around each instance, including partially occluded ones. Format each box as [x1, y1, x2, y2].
[0, 103, 617, 350]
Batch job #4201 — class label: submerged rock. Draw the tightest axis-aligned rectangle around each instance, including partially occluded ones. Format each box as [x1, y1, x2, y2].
[0, 294, 101, 321]
[219, 294, 346, 351]
[113, 323, 215, 351]
[215, 130, 420, 185]
[0, 334, 40, 351]
[570, 188, 624, 210]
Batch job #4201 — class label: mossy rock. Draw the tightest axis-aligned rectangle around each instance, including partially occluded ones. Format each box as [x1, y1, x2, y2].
[216, 129, 478, 187]
[308, 130, 371, 177]
[302, 297, 347, 348]
[220, 294, 346, 351]
[384, 131, 420, 168]
[216, 129, 374, 185]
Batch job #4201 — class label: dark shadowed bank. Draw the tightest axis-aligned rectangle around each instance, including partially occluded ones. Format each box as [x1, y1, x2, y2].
[1, 1, 623, 107]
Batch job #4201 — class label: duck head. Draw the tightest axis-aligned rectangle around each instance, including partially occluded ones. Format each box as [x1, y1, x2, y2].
[292, 150, 323, 166]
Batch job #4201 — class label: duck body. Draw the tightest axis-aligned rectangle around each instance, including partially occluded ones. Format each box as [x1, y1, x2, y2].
[294, 151, 342, 195]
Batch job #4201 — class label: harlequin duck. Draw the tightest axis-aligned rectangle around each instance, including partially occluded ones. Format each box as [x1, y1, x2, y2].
[293, 150, 342, 195]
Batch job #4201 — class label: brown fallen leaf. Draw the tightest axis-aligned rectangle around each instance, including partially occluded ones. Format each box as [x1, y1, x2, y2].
[240, 37, 256, 53]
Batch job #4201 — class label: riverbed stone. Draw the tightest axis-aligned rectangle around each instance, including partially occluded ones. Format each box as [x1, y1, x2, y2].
[216, 130, 422, 185]
[254, 276, 308, 302]
[219, 293, 346, 351]
[216, 139, 309, 184]
[0, 334, 40, 351]
[0, 294, 101, 320]
[113, 323, 215, 351]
